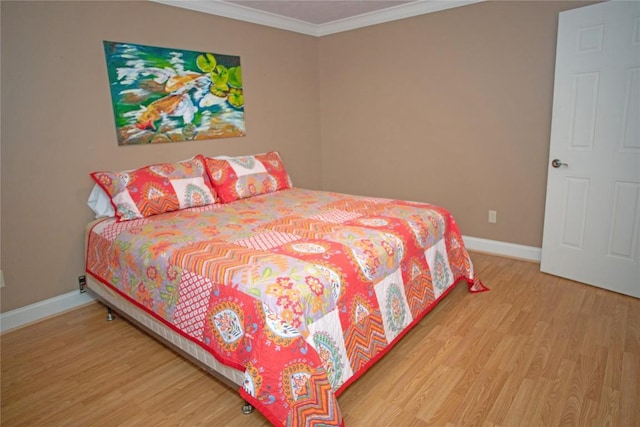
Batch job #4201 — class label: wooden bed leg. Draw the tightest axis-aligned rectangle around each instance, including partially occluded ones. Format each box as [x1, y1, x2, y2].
[106, 307, 116, 321]
[241, 401, 254, 415]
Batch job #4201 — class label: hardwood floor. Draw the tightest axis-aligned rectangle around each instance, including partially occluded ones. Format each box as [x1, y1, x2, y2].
[1, 252, 638, 426]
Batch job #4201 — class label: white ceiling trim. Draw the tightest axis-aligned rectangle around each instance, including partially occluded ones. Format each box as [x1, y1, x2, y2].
[151, 0, 485, 37]
[152, 0, 319, 36]
[317, 0, 484, 36]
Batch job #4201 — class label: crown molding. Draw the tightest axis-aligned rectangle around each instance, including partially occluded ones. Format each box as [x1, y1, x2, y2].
[317, 0, 484, 36]
[150, 0, 485, 37]
[151, 0, 321, 36]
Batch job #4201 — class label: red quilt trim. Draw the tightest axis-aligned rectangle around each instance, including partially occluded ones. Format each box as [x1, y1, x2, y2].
[467, 277, 490, 293]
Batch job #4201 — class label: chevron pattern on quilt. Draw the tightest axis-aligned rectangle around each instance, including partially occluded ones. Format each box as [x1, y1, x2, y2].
[259, 217, 338, 239]
[288, 369, 342, 427]
[343, 298, 387, 373]
[405, 259, 435, 318]
[323, 198, 389, 215]
[171, 242, 263, 285]
[85, 233, 115, 276]
[446, 231, 473, 277]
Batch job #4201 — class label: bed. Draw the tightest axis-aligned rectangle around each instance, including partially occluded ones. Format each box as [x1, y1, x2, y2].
[84, 152, 487, 426]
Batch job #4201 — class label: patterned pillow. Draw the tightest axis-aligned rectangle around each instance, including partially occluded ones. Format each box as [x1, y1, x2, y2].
[91, 155, 217, 221]
[204, 151, 293, 203]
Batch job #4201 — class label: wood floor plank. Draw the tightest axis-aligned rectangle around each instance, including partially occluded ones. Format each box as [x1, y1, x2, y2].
[1, 252, 638, 426]
[620, 351, 639, 426]
[596, 386, 620, 427]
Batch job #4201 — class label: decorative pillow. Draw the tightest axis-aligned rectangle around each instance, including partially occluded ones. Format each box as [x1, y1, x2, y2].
[204, 151, 292, 203]
[91, 155, 217, 221]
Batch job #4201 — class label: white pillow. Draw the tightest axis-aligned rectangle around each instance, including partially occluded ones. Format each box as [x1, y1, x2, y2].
[87, 184, 115, 218]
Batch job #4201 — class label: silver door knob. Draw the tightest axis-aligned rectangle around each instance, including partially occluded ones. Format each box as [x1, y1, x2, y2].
[552, 159, 568, 168]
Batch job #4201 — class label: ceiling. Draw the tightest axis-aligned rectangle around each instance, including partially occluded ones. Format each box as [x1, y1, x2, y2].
[152, 0, 483, 36]
[226, 1, 416, 25]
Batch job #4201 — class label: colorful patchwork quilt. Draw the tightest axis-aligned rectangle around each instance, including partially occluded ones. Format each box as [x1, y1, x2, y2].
[85, 188, 487, 426]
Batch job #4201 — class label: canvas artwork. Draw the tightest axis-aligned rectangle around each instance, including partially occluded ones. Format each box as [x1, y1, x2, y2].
[103, 41, 245, 145]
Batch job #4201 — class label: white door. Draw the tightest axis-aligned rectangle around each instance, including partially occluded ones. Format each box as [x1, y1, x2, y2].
[541, 0, 640, 298]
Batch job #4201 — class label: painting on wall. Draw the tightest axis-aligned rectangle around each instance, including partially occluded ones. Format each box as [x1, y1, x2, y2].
[103, 41, 245, 145]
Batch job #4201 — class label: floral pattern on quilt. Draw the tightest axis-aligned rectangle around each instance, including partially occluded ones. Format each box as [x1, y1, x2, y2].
[86, 188, 486, 427]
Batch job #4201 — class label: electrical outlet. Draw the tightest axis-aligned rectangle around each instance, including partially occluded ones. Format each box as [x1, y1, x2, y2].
[488, 210, 497, 224]
[0, 270, 5, 288]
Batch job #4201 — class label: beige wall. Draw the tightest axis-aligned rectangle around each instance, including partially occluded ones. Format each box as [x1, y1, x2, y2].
[0, 1, 321, 311]
[319, 0, 594, 248]
[1, 1, 594, 312]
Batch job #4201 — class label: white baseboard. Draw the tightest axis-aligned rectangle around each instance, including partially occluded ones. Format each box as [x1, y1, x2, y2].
[0, 236, 540, 333]
[0, 290, 95, 334]
[463, 235, 541, 262]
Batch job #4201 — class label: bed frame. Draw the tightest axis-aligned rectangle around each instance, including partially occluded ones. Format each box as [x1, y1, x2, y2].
[80, 272, 255, 415]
